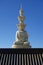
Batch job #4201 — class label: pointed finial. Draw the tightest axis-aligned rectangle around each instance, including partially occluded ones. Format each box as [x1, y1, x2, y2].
[20, 3, 22, 10]
[19, 4, 23, 16]
[20, 0, 22, 9]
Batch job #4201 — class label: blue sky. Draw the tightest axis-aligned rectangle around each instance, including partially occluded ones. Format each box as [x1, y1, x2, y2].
[0, 0, 43, 48]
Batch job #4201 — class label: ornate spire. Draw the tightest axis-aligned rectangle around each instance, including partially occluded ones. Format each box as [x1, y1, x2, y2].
[19, 4, 23, 16]
[17, 5, 26, 31]
[18, 5, 25, 23]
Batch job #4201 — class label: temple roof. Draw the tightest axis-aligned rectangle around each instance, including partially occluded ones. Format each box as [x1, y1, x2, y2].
[0, 48, 43, 65]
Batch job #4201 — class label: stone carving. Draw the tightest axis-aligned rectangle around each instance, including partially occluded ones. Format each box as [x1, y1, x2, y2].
[16, 30, 28, 42]
[12, 6, 31, 48]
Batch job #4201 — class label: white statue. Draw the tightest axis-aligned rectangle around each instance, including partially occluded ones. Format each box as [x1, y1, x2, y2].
[16, 30, 28, 42]
[12, 6, 31, 48]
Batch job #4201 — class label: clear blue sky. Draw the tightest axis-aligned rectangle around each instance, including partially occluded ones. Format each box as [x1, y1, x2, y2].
[0, 0, 43, 48]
